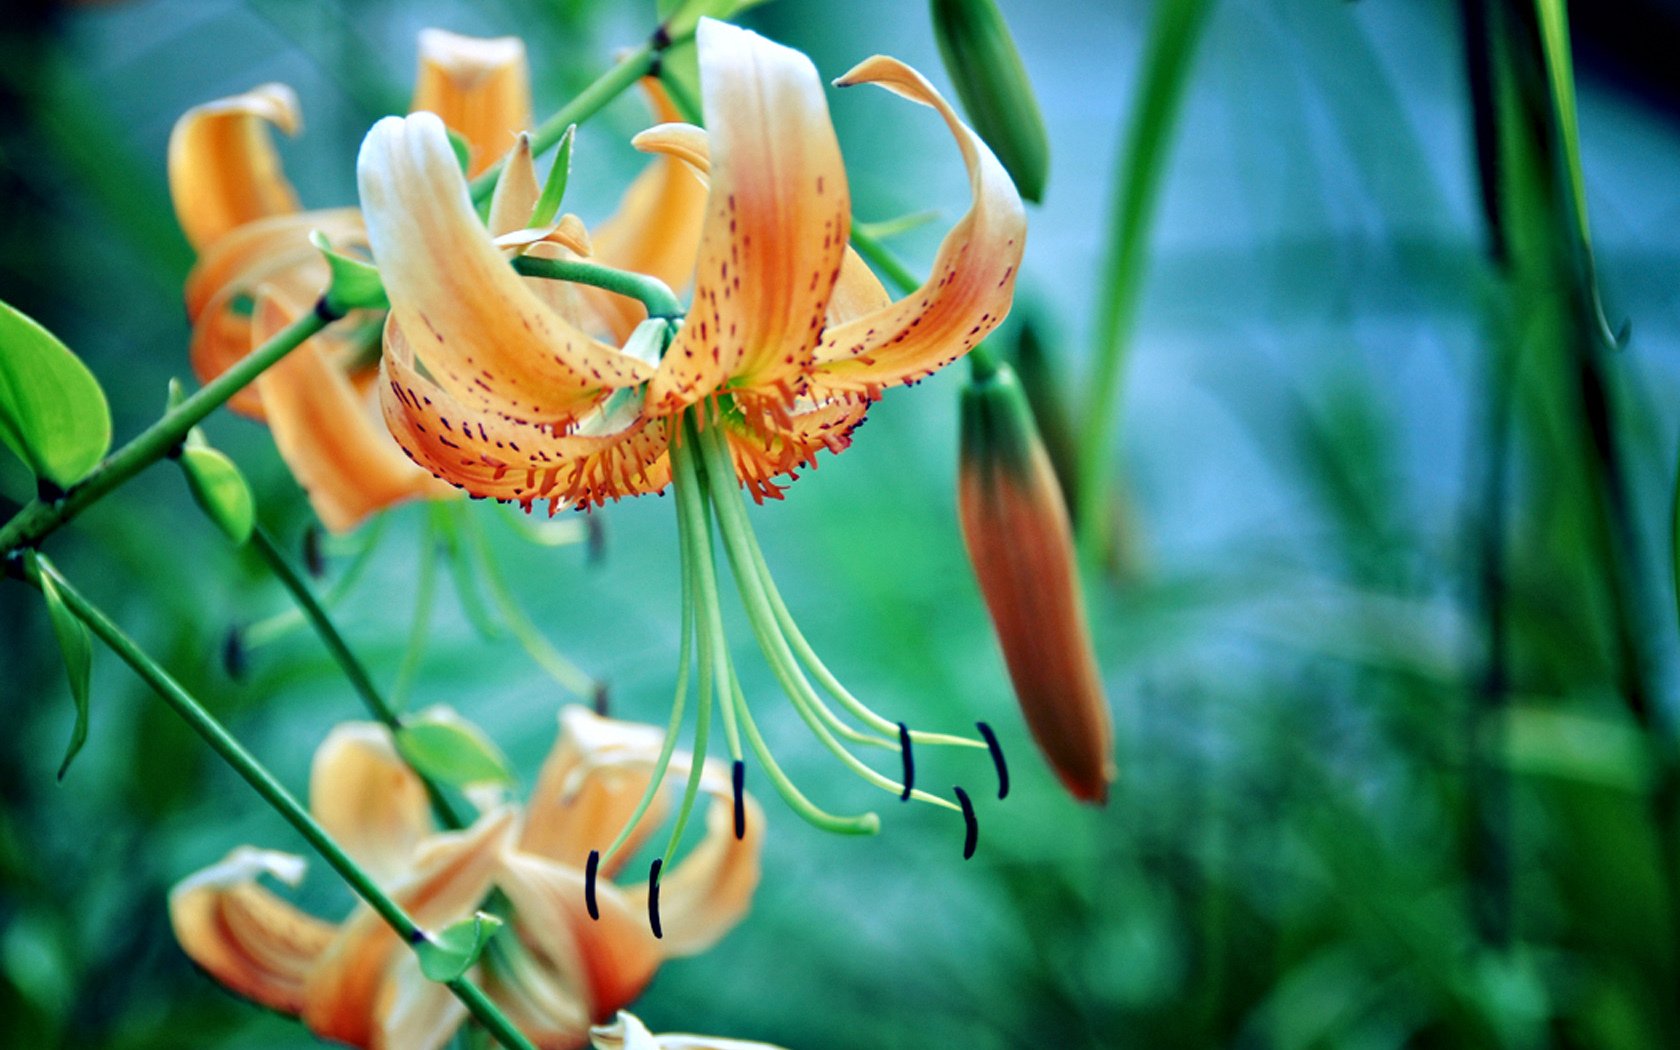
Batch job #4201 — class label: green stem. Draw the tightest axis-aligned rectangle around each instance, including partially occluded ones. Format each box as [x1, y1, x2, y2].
[17, 560, 535, 1050]
[469, 41, 666, 205]
[511, 256, 683, 319]
[391, 511, 442, 708]
[250, 527, 465, 831]
[243, 515, 387, 649]
[1072, 0, 1215, 562]
[0, 304, 332, 556]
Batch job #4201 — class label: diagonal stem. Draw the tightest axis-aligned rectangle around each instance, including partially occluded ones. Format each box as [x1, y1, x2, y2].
[14, 558, 536, 1050]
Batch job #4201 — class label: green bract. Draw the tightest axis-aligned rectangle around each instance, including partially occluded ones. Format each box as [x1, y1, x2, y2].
[417, 911, 503, 983]
[34, 554, 92, 781]
[0, 300, 112, 491]
[180, 445, 256, 546]
[395, 706, 515, 789]
[310, 230, 389, 316]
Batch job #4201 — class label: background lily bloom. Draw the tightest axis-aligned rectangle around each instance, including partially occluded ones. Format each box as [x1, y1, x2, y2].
[166, 28, 533, 531]
[367, 17, 1025, 509]
[170, 707, 761, 1050]
[591, 1011, 786, 1050]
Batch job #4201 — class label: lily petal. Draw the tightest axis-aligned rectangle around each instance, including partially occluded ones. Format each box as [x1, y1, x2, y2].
[586, 80, 708, 342]
[254, 289, 449, 533]
[480, 934, 593, 1050]
[718, 395, 869, 503]
[184, 208, 365, 419]
[376, 953, 469, 1050]
[169, 83, 303, 251]
[380, 318, 671, 510]
[496, 849, 663, 1024]
[634, 781, 763, 958]
[168, 846, 335, 1016]
[592, 1012, 790, 1050]
[306, 721, 434, 882]
[303, 808, 515, 1046]
[488, 133, 542, 237]
[647, 19, 850, 415]
[810, 56, 1026, 396]
[359, 112, 650, 428]
[411, 28, 532, 177]
[520, 706, 676, 877]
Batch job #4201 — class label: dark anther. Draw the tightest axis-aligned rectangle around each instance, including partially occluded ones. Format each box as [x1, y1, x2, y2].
[648, 858, 664, 939]
[976, 721, 1009, 800]
[732, 760, 746, 840]
[898, 722, 914, 801]
[302, 525, 325, 578]
[222, 628, 247, 681]
[313, 296, 343, 324]
[650, 23, 673, 51]
[586, 512, 606, 566]
[955, 786, 977, 860]
[592, 682, 610, 717]
[584, 849, 601, 921]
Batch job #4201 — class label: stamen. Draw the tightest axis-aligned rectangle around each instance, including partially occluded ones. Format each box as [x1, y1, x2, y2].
[732, 759, 746, 840]
[584, 849, 600, 921]
[648, 858, 663, 939]
[898, 722, 914, 801]
[731, 664, 879, 835]
[977, 721, 1009, 799]
[955, 786, 978, 860]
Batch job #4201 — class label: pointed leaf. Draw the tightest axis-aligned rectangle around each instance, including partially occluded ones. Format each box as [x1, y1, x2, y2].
[179, 445, 256, 545]
[309, 230, 388, 315]
[395, 707, 514, 789]
[416, 911, 502, 983]
[34, 556, 92, 780]
[0, 299, 111, 490]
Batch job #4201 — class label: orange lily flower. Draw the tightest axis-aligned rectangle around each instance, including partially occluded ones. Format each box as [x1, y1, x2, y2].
[171, 706, 761, 1050]
[364, 17, 1025, 509]
[167, 28, 534, 531]
[591, 1011, 787, 1050]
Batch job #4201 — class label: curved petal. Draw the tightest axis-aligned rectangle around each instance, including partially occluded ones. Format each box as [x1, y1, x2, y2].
[306, 722, 434, 883]
[253, 289, 449, 533]
[488, 133, 541, 238]
[168, 846, 336, 1017]
[585, 80, 708, 342]
[496, 850, 663, 1025]
[376, 953, 469, 1050]
[717, 395, 870, 503]
[169, 83, 303, 251]
[184, 208, 365, 419]
[480, 934, 594, 1050]
[646, 20, 849, 415]
[303, 808, 515, 1046]
[519, 706, 677, 877]
[358, 112, 650, 428]
[809, 57, 1027, 397]
[380, 318, 672, 510]
[411, 29, 532, 177]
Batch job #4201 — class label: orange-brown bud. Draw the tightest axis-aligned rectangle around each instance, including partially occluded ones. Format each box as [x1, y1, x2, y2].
[959, 361, 1115, 803]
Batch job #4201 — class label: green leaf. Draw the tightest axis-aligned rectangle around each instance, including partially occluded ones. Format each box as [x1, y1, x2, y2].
[1499, 705, 1653, 794]
[527, 124, 576, 230]
[446, 128, 472, 175]
[659, 1, 775, 39]
[309, 230, 388, 315]
[0, 299, 111, 490]
[179, 445, 255, 546]
[395, 707, 515, 789]
[416, 911, 502, 983]
[34, 556, 92, 780]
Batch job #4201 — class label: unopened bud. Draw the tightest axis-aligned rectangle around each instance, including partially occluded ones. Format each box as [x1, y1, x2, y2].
[958, 362, 1114, 803]
[931, 0, 1051, 203]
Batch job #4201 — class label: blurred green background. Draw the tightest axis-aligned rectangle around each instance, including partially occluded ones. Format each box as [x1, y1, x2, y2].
[5, 0, 1680, 1047]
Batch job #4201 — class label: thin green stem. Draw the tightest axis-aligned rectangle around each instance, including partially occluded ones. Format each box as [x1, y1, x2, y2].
[687, 437, 743, 762]
[0, 304, 331, 556]
[511, 256, 684, 319]
[1073, 0, 1215, 562]
[243, 515, 387, 649]
[693, 420, 958, 813]
[469, 41, 665, 205]
[461, 509, 596, 700]
[250, 527, 465, 831]
[16, 560, 535, 1050]
[391, 511, 442, 709]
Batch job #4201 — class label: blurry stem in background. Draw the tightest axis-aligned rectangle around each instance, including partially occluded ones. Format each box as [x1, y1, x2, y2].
[242, 515, 386, 649]
[9, 558, 538, 1050]
[0, 303, 331, 556]
[249, 526, 466, 831]
[390, 510, 443, 710]
[458, 506, 598, 701]
[1072, 0, 1215, 566]
[468, 34, 679, 206]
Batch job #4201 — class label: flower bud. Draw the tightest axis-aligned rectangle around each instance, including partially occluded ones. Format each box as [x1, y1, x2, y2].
[930, 0, 1051, 203]
[959, 361, 1114, 803]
